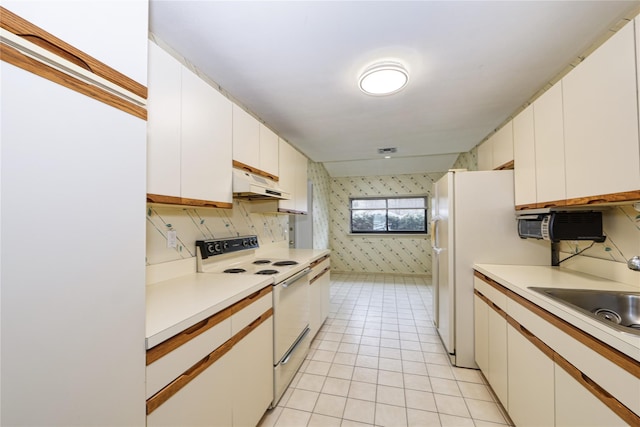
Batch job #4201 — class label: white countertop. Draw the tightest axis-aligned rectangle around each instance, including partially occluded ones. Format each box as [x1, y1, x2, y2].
[146, 272, 272, 349]
[474, 264, 640, 361]
[145, 249, 331, 349]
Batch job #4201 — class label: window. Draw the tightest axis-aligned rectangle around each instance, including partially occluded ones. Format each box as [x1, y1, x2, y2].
[350, 196, 428, 234]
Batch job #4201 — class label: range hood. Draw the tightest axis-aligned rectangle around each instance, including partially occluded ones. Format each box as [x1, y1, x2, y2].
[232, 169, 290, 200]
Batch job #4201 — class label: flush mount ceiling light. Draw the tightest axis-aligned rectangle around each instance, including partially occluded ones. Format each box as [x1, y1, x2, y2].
[359, 62, 409, 96]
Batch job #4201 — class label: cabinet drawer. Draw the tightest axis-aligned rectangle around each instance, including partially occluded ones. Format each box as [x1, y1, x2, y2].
[146, 317, 231, 398]
[474, 276, 507, 310]
[232, 290, 272, 335]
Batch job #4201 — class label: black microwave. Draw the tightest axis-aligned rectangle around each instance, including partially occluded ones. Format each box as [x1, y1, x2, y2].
[517, 211, 605, 242]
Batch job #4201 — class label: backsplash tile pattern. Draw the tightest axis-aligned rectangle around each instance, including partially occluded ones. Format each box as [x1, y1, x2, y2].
[308, 161, 331, 250]
[329, 173, 444, 275]
[146, 201, 289, 265]
[559, 204, 640, 264]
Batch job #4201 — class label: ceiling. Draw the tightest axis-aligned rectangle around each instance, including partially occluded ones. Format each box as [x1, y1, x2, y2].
[149, 1, 639, 177]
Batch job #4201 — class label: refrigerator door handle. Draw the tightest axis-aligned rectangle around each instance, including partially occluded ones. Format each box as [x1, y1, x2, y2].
[431, 216, 441, 250]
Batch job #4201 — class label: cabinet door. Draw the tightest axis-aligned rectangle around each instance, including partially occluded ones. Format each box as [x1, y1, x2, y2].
[477, 140, 493, 171]
[507, 323, 554, 427]
[232, 319, 274, 427]
[563, 21, 640, 199]
[147, 41, 182, 197]
[513, 105, 537, 208]
[232, 104, 261, 169]
[147, 352, 234, 427]
[555, 364, 627, 427]
[492, 122, 513, 169]
[2, 0, 148, 85]
[278, 139, 297, 211]
[534, 82, 566, 205]
[473, 295, 489, 375]
[319, 271, 331, 324]
[487, 308, 508, 407]
[294, 149, 309, 213]
[260, 124, 280, 178]
[181, 67, 233, 203]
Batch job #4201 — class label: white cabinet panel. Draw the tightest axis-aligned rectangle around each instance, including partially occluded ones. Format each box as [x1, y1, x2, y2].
[260, 124, 280, 177]
[2, 61, 146, 426]
[181, 68, 232, 203]
[232, 104, 260, 169]
[513, 105, 537, 207]
[473, 295, 489, 375]
[147, 41, 182, 197]
[555, 365, 627, 427]
[492, 121, 514, 168]
[147, 353, 234, 427]
[279, 138, 306, 213]
[477, 141, 493, 171]
[3, 0, 148, 85]
[232, 319, 274, 427]
[487, 308, 508, 407]
[563, 21, 640, 199]
[507, 323, 554, 427]
[534, 82, 566, 205]
[295, 149, 309, 213]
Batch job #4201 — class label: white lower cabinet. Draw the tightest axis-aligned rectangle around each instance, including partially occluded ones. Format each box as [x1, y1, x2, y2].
[309, 256, 331, 338]
[487, 308, 508, 407]
[473, 295, 489, 374]
[507, 323, 554, 427]
[232, 318, 274, 427]
[147, 353, 234, 427]
[555, 366, 627, 427]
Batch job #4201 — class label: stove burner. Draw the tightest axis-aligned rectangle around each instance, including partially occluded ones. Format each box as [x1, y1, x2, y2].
[256, 269, 279, 275]
[253, 260, 271, 265]
[272, 260, 298, 266]
[224, 268, 247, 274]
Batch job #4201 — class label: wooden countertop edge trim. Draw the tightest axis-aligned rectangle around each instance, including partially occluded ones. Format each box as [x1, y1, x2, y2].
[1, 43, 146, 120]
[1, 6, 147, 99]
[515, 190, 640, 210]
[494, 160, 515, 171]
[473, 271, 640, 378]
[146, 285, 272, 365]
[147, 194, 233, 210]
[146, 307, 273, 415]
[310, 254, 330, 269]
[277, 208, 307, 215]
[232, 160, 279, 182]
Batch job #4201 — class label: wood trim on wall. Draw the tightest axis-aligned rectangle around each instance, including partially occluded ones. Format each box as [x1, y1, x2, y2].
[1, 43, 147, 120]
[494, 160, 515, 170]
[232, 160, 279, 182]
[1, 6, 147, 99]
[147, 193, 234, 210]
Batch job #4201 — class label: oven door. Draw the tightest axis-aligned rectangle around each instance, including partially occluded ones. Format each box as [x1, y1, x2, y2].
[273, 267, 311, 363]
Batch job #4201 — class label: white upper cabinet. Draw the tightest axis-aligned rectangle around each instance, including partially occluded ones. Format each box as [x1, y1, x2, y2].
[232, 105, 280, 179]
[181, 67, 232, 203]
[232, 104, 261, 170]
[513, 104, 537, 208]
[259, 124, 280, 178]
[534, 82, 566, 206]
[477, 122, 514, 171]
[3, 0, 148, 85]
[563, 20, 640, 200]
[278, 139, 308, 214]
[147, 41, 181, 197]
[147, 41, 233, 206]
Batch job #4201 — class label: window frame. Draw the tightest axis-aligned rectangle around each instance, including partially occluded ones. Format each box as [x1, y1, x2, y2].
[349, 195, 429, 234]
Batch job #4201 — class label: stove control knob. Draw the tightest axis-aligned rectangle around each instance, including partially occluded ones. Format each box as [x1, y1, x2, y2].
[251, 237, 258, 246]
[242, 239, 249, 247]
[222, 241, 229, 251]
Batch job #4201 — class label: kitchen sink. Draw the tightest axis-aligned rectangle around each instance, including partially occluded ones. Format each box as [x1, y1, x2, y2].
[528, 287, 640, 336]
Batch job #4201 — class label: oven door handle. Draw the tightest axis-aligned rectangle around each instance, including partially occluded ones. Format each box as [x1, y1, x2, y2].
[281, 327, 311, 365]
[281, 267, 311, 288]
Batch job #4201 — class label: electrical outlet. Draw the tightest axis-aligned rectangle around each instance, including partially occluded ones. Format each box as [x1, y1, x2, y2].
[167, 230, 177, 248]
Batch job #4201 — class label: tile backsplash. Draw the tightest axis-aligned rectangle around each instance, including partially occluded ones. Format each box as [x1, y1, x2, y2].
[146, 201, 289, 265]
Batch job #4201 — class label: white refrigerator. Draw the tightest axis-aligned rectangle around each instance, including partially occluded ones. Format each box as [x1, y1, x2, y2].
[431, 170, 548, 368]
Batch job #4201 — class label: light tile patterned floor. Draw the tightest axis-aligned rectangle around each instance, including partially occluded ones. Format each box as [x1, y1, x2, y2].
[259, 272, 513, 427]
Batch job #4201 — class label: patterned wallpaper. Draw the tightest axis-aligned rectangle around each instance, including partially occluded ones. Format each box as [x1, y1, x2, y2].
[329, 173, 444, 275]
[146, 201, 289, 265]
[308, 161, 331, 250]
[451, 146, 478, 171]
[559, 205, 640, 265]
